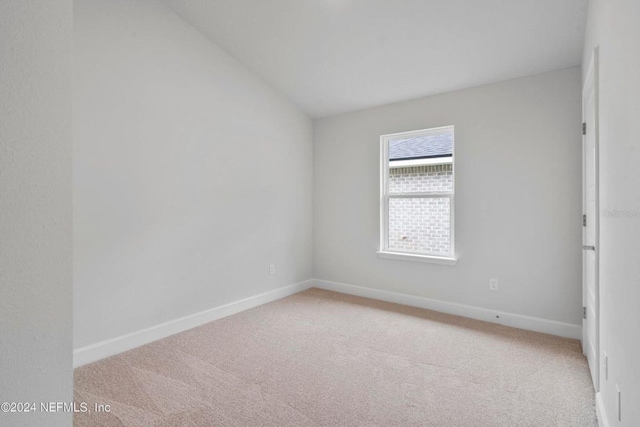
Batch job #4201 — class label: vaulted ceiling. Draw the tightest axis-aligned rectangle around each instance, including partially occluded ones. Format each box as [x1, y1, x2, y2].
[161, 0, 588, 118]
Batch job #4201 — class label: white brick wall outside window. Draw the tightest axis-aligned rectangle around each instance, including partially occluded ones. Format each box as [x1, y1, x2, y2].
[388, 165, 453, 254]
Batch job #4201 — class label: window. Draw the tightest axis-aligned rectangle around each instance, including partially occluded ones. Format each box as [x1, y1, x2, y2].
[379, 126, 456, 263]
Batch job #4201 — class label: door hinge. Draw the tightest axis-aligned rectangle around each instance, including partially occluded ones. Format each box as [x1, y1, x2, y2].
[583, 214, 587, 227]
[583, 122, 587, 135]
[583, 307, 587, 319]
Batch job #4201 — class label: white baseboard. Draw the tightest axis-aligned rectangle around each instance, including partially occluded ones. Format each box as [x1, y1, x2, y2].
[75, 278, 582, 368]
[313, 279, 582, 340]
[73, 279, 314, 368]
[596, 392, 609, 427]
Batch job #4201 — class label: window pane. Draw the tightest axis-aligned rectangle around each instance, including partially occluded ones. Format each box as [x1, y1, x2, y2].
[388, 197, 450, 255]
[388, 131, 453, 194]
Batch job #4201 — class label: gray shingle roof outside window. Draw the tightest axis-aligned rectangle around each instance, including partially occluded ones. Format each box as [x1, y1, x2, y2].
[389, 133, 453, 160]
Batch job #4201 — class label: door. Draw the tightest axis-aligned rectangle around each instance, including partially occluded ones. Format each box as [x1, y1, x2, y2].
[582, 48, 599, 391]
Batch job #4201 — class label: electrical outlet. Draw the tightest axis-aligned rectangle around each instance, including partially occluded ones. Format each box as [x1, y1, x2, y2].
[489, 278, 499, 290]
[269, 264, 276, 276]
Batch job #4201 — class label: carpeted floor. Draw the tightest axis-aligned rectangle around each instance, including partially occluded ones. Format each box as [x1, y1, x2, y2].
[74, 288, 598, 426]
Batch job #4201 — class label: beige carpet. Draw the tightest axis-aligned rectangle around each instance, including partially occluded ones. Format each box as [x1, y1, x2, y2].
[74, 288, 597, 426]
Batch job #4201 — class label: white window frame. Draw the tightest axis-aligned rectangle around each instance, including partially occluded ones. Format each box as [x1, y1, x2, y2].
[378, 126, 457, 265]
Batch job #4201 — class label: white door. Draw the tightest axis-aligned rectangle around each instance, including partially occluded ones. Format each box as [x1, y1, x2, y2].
[582, 48, 599, 391]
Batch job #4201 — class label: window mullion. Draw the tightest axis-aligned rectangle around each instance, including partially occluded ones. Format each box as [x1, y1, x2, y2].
[388, 192, 453, 199]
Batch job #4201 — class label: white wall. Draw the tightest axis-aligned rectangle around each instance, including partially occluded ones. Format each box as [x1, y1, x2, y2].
[0, 1, 73, 426]
[74, 0, 313, 349]
[314, 67, 583, 326]
[583, 1, 640, 424]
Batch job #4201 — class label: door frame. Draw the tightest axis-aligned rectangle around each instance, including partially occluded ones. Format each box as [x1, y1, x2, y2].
[582, 46, 600, 392]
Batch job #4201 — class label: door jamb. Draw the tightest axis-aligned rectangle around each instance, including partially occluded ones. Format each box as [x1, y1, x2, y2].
[582, 46, 600, 393]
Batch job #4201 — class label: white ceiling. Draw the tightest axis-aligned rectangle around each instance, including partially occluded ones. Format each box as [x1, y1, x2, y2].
[161, 0, 588, 118]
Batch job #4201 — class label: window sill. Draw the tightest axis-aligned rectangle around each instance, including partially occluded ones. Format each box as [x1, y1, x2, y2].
[376, 251, 458, 266]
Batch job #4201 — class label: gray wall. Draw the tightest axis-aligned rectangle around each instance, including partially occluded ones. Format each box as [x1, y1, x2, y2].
[74, 0, 313, 349]
[583, 0, 640, 424]
[314, 67, 583, 325]
[0, 1, 73, 426]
